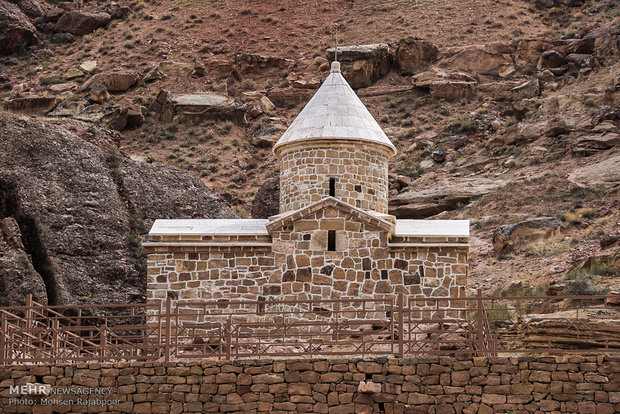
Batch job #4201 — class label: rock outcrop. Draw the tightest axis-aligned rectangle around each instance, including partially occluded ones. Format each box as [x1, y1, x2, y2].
[443, 45, 514, 76]
[152, 90, 246, 124]
[0, 0, 38, 56]
[326, 44, 392, 89]
[492, 217, 562, 254]
[0, 217, 48, 307]
[81, 71, 140, 92]
[0, 96, 58, 114]
[395, 37, 440, 75]
[17, 0, 43, 19]
[389, 179, 504, 218]
[0, 113, 235, 306]
[251, 178, 279, 219]
[568, 155, 620, 188]
[430, 80, 476, 101]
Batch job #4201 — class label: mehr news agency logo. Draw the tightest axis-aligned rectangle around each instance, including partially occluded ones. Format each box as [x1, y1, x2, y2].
[8, 383, 121, 407]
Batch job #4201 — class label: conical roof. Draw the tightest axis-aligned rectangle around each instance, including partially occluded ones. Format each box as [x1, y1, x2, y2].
[273, 62, 396, 156]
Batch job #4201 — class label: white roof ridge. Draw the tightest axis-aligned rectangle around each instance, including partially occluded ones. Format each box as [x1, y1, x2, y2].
[273, 61, 396, 156]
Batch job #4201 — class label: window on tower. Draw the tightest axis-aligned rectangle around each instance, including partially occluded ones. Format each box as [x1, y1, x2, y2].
[329, 178, 336, 197]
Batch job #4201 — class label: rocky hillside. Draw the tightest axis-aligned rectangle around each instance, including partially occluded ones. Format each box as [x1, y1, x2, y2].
[0, 112, 234, 307]
[0, 0, 618, 301]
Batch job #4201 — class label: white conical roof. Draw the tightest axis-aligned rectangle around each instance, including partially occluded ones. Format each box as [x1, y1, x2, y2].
[273, 62, 396, 156]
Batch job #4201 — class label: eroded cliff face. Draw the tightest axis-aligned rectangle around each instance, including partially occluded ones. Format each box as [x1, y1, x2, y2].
[0, 113, 235, 306]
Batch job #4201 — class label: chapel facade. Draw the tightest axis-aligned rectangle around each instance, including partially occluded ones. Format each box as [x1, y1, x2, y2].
[144, 62, 469, 313]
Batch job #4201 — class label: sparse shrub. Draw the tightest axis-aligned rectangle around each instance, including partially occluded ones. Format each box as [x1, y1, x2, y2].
[241, 79, 256, 90]
[565, 264, 614, 280]
[39, 76, 64, 85]
[565, 276, 608, 296]
[105, 148, 123, 184]
[216, 121, 233, 134]
[444, 116, 478, 134]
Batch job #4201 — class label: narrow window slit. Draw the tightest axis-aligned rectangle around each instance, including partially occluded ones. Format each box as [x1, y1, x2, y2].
[329, 177, 336, 197]
[328, 230, 336, 251]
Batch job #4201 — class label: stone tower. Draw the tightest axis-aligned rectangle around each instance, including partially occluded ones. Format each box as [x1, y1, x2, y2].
[273, 61, 397, 215]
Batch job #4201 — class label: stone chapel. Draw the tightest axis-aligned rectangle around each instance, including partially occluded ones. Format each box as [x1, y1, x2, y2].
[144, 61, 469, 312]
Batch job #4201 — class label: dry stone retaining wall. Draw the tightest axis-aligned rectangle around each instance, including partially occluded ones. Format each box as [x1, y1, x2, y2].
[1, 356, 619, 413]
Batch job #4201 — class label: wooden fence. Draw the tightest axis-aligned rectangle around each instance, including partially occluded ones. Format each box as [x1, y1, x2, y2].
[1, 292, 619, 364]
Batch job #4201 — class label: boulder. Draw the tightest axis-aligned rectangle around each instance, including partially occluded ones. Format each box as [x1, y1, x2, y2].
[65, 68, 84, 80]
[0, 0, 38, 56]
[251, 178, 279, 219]
[157, 92, 246, 124]
[79, 60, 97, 73]
[101, 106, 129, 131]
[395, 37, 440, 75]
[0, 218, 48, 307]
[0, 112, 235, 306]
[49, 82, 75, 93]
[429, 80, 476, 101]
[82, 71, 140, 92]
[55, 10, 111, 36]
[477, 80, 524, 100]
[389, 179, 504, 218]
[431, 149, 446, 163]
[17, 0, 43, 19]
[326, 43, 392, 88]
[442, 46, 513, 76]
[571, 133, 620, 156]
[56, 2, 79, 12]
[192, 61, 206, 78]
[537, 50, 567, 70]
[124, 103, 144, 128]
[504, 118, 568, 145]
[104, 2, 131, 20]
[412, 67, 447, 87]
[0, 96, 57, 114]
[565, 53, 593, 68]
[510, 79, 540, 100]
[48, 100, 88, 117]
[514, 40, 552, 70]
[143, 63, 163, 82]
[39, 7, 65, 24]
[89, 83, 110, 103]
[492, 217, 562, 254]
[566, 38, 595, 55]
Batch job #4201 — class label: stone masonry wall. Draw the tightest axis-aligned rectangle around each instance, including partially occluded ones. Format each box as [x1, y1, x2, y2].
[268, 205, 468, 313]
[2, 355, 619, 413]
[279, 142, 390, 214]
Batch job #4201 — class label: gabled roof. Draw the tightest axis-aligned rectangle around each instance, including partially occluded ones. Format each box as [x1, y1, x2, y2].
[273, 61, 396, 156]
[266, 197, 395, 234]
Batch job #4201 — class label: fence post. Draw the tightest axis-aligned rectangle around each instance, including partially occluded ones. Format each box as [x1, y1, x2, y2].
[397, 293, 404, 359]
[225, 317, 232, 360]
[0, 312, 6, 364]
[476, 288, 484, 355]
[52, 318, 59, 363]
[100, 324, 107, 360]
[164, 296, 171, 363]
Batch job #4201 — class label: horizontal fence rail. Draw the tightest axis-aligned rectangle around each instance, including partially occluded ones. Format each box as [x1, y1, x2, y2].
[0, 293, 619, 364]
